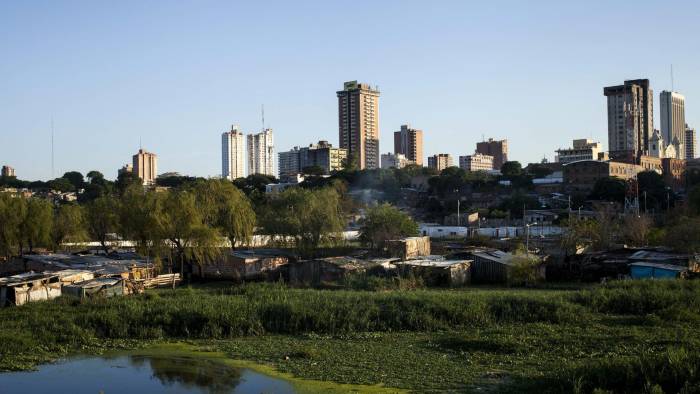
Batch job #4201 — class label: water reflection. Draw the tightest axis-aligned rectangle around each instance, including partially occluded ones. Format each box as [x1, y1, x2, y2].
[0, 354, 296, 394]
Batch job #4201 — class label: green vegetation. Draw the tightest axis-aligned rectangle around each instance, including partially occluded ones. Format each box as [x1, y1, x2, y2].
[1, 281, 699, 393]
[359, 203, 419, 250]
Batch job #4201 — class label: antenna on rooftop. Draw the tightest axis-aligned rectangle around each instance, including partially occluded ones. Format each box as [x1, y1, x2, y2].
[261, 104, 265, 131]
[671, 64, 675, 91]
[51, 117, 55, 178]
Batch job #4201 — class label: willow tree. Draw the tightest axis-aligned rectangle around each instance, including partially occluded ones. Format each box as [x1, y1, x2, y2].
[0, 193, 26, 257]
[161, 190, 221, 273]
[358, 203, 418, 250]
[52, 203, 88, 251]
[86, 195, 119, 252]
[20, 198, 53, 252]
[118, 186, 167, 263]
[193, 179, 256, 250]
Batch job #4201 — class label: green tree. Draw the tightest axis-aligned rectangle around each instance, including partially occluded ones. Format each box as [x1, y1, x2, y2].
[0, 194, 27, 257]
[262, 187, 345, 255]
[118, 187, 166, 260]
[48, 177, 74, 192]
[501, 161, 523, 177]
[62, 171, 85, 190]
[20, 198, 53, 252]
[359, 203, 419, 250]
[508, 247, 543, 286]
[115, 171, 143, 195]
[665, 216, 700, 253]
[589, 177, 627, 203]
[86, 195, 119, 252]
[687, 185, 700, 216]
[194, 180, 256, 250]
[526, 163, 553, 178]
[52, 204, 87, 250]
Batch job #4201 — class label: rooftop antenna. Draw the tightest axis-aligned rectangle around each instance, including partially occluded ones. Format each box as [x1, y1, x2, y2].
[671, 64, 675, 91]
[51, 117, 55, 178]
[139, 136, 142, 150]
[261, 104, 265, 131]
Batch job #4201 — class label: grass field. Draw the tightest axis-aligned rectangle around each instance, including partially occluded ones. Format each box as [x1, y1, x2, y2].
[1, 280, 699, 393]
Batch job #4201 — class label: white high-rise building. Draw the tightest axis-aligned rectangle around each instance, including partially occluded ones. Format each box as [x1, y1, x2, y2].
[132, 149, 158, 186]
[660, 91, 686, 159]
[222, 125, 245, 180]
[247, 128, 275, 176]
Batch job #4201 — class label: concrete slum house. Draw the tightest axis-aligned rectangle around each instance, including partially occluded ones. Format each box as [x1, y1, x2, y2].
[386, 236, 431, 260]
[286, 256, 397, 286]
[0, 272, 62, 306]
[395, 257, 472, 287]
[193, 249, 290, 281]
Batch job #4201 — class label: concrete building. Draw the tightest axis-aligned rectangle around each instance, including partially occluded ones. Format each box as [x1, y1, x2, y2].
[278, 141, 347, 177]
[278, 146, 301, 178]
[1, 165, 16, 177]
[118, 164, 133, 177]
[563, 160, 643, 191]
[661, 158, 686, 192]
[381, 152, 410, 169]
[660, 91, 685, 159]
[132, 149, 157, 186]
[458, 153, 494, 172]
[247, 128, 275, 176]
[476, 138, 508, 170]
[686, 124, 697, 159]
[337, 81, 380, 170]
[427, 154, 453, 172]
[555, 139, 603, 164]
[393, 125, 423, 166]
[222, 125, 245, 180]
[604, 79, 654, 157]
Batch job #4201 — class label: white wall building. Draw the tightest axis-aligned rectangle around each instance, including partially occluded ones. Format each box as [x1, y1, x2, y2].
[555, 139, 603, 164]
[222, 125, 246, 180]
[458, 153, 494, 171]
[247, 128, 275, 176]
[381, 152, 410, 169]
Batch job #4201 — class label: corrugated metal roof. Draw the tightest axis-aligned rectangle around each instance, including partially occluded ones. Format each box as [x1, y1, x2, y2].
[629, 262, 687, 272]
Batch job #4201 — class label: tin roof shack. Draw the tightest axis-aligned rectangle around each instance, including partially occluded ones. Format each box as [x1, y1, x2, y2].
[194, 250, 290, 281]
[63, 278, 126, 299]
[630, 262, 689, 280]
[54, 269, 95, 285]
[386, 236, 431, 260]
[577, 248, 700, 281]
[0, 272, 61, 307]
[627, 250, 700, 272]
[286, 257, 395, 286]
[23, 254, 156, 280]
[395, 259, 471, 287]
[463, 249, 515, 284]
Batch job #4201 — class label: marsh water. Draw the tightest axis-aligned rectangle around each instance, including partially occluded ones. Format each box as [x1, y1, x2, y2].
[0, 354, 297, 393]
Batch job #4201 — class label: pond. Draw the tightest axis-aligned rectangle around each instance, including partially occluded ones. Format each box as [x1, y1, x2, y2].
[0, 354, 297, 394]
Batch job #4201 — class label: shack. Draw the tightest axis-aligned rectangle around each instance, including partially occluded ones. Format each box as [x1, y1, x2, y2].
[23, 253, 156, 280]
[0, 272, 61, 306]
[629, 262, 689, 280]
[386, 236, 431, 260]
[464, 249, 515, 284]
[195, 250, 289, 281]
[63, 278, 127, 299]
[395, 259, 471, 287]
[286, 257, 395, 286]
[54, 269, 95, 285]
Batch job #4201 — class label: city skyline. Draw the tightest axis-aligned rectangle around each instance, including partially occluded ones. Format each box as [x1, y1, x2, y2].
[2, 1, 699, 180]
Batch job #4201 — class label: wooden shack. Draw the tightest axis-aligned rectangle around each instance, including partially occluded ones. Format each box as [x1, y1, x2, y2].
[386, 236, 431, 260]
[395, 259, 471, 287]
[195, 250, 289, 281]
[286, 257, 382, 286]
[0, 272, 62, 306]
[465, 249, 515, 284]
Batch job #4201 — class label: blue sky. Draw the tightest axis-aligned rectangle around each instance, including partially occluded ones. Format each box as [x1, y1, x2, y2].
[1, 0, 699, 181]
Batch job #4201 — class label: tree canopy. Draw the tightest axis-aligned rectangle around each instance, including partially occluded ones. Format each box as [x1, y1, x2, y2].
[359, 203, 419, 250]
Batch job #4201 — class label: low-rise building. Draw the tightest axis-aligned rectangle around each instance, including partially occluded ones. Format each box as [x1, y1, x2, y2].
[278, 141, 347, 177]
[381, 152, 411, 169]
[661, 158, 686, 191]
[459, 153, 494, 172]
[563, 160, 643, 191]
[555, 139, 603, 164]
[427, 154, 453, 172]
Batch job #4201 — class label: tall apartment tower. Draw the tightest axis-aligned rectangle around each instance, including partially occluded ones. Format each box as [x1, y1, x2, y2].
[686, 124, 697, 160]
[393, 125, 424, 166]
[1, 165, 16, 177]
[247, 128, 275, 176]
[476, 138, 508, 170]
[222, 125, 245, 180]
[660, 91, 686, 159]
[132, 149, 158, 186]
[603, 79, 654, 157]
[337, 81, 380, 169]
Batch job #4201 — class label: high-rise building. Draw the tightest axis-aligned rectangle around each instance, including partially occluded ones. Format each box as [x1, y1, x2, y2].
[132, 149, 158, 186]
[686, 124, 697, 160]
[278, 141, 347, 177]
[660, 91, 685, 159]
[337, 81, 380, 169]
[427, 154, 453, 172]
[604, 79, 654, 157]
[476, 138, 508, 170]
[393, 125, 423, 166]
[555, 139, 603, 164]
[459, 153, 494, 172]
[1, 165, 16, 178]
[247, 128, 275, 176]
[381, 153, 410, 169]
[222, 125, 245, 180]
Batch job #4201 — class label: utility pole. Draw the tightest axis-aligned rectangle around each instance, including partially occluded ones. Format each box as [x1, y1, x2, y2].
[457, 199, 461, 227]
